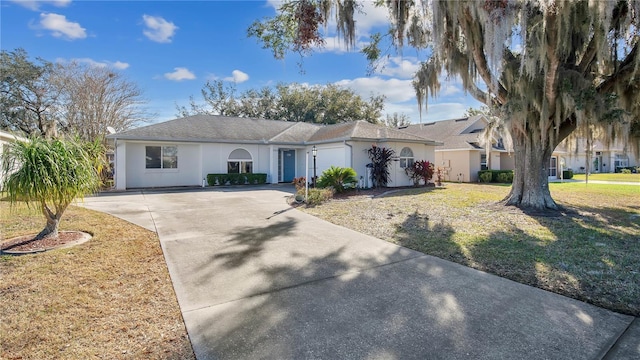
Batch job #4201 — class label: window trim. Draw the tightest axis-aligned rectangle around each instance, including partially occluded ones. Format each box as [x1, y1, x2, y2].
[227, 148, 253, 174]
[145, 145, 178, 170]
[399, 147, 414, 168]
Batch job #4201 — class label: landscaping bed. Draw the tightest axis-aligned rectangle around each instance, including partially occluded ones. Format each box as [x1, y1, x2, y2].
[303, 182, 640, 316]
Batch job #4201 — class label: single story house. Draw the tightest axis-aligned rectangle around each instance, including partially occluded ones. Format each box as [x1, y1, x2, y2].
[108, 115, 442, 190]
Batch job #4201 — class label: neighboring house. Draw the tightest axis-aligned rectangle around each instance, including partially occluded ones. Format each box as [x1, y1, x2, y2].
[108, 115, 442, 190]
[407, 115, 638, 182]
[555, 139, 638, 174]
[406, 115, 514, 182]
[0, 130, 28, 189]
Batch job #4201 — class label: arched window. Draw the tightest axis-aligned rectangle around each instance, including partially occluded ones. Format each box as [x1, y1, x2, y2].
[228, 148, 253, 174]
[399, 147, 414, 168]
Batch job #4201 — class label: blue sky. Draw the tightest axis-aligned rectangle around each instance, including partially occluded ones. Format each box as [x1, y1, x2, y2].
[1, 0, 483, 124]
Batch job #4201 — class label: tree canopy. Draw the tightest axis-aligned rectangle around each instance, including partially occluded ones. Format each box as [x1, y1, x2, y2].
[177, 80, 385, 124]
[1, 49, 148, 141]
[251, 0, 640, 210]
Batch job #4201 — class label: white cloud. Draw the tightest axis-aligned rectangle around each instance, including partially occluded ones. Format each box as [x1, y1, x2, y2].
[10, 0, 71, 11]
[353, 1, 390, 35]
[375, 56, 421, 79]
[142, 15, 178, 43]
[223, 70, 249, 83]
[164, 67, 196, 81]
[335, 76, 415, 103]
[38, 12, 86, 40]
[57, 57, 130, 69]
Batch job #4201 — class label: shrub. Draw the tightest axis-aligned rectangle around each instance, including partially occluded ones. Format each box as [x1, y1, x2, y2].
[207, 173, 267, 186]
[292, 176, 307, 191]
[317, 166, 357, 193]
[405, 160, 435, 186]
[479, 171, 493, 183]
[496, 172, 514, 183]
[306, 188, 334, 206]
[621, 168, 632, 174]
[478, 170, 514, 183]
[367, 145, 395, 188]
[562, 169, 574, 179]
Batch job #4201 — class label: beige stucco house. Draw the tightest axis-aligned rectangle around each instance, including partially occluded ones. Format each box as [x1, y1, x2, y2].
[108, 115, 442, 190]
[406, 115, 514, 182]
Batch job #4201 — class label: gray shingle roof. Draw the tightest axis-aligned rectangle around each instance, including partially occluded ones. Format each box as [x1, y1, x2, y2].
[406, 115, 487, 150]
[110, 115, 441, 145]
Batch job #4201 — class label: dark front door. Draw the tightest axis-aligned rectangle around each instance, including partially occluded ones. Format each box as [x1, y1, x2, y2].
[282, 150, 295, 182]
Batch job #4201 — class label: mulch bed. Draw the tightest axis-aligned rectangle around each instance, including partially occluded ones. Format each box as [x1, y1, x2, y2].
[1, 231, 90, 253]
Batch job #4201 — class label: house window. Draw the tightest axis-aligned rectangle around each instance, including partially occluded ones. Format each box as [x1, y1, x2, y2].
[549, 157, 557, 177]
[614, 154, 629, 169]
[146, 145, 177, 169]
[480, 154, 488, 170]
[228, 148, 253, 174]
[399, 147, 414, 168]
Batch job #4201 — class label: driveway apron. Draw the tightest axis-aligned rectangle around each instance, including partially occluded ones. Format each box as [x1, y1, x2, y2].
[81, 187, 637, 360]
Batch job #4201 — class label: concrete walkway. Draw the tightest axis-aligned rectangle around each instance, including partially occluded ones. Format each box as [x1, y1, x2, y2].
[81, 186, 638, 360]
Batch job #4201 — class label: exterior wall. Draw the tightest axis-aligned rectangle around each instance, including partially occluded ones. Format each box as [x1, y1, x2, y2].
[201, 143, 270, 179]
[500, 152, 516, 170]
[489, 152, 501, 170]
[122, 141, 201, 188]
[436, 150, 478, 182]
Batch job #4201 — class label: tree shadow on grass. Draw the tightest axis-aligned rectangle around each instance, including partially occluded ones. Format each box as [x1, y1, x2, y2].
[392, 203, 640, 316]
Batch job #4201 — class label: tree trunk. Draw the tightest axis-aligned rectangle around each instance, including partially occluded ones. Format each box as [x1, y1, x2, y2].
[36, 201, 64, 239]
[36, 216, 60, 239]
[503, 134, 558, 211]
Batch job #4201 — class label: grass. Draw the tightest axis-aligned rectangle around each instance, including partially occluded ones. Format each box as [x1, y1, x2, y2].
[304, 182, 640, 316]
[0, 201, 195, 359]
[572, 172, 640, 182]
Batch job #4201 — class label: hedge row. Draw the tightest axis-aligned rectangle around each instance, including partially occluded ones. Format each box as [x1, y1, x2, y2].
[478, 170, 514, 183]
[478, 169, 574, 183]
[207, 173, 267, 186]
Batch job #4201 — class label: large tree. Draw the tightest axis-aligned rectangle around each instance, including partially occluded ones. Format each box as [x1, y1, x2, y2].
[1, 49, 147, 142]
[250, 0, 640, 211]
[0, 49, 61, 138]
[177, 80, 385, 124]
[55, 61, 148, 142]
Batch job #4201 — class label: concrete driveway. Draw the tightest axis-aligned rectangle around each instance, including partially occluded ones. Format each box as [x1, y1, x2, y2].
[81, 186, 638, 360]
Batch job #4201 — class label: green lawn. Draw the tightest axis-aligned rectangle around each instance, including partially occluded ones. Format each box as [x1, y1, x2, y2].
[572, 172, 640, 182]
[304, 182, 640, 316]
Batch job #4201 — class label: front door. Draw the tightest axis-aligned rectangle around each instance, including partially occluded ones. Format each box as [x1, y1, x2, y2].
[282, 150, 295, 182]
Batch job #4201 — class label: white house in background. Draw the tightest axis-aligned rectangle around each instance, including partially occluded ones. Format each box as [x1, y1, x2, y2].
[0, 130, 28, 189]
[556, 139, 638, 174]
[108, 115, 442, 190]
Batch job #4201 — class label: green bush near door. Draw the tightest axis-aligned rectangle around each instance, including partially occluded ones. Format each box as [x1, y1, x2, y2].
[207, 173, 267, 186]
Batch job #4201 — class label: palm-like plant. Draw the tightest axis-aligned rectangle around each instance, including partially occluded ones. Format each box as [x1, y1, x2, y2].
[367, 145, 395, 188]
[317, 166, 357, 193]
[2, 136, 102, 239]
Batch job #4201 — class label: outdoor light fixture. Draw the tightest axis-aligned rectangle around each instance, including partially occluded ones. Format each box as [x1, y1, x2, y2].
[312, 145, 317, 188]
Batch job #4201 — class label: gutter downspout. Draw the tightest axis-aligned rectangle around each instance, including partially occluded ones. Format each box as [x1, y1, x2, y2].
[344, 140, 353, 168]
